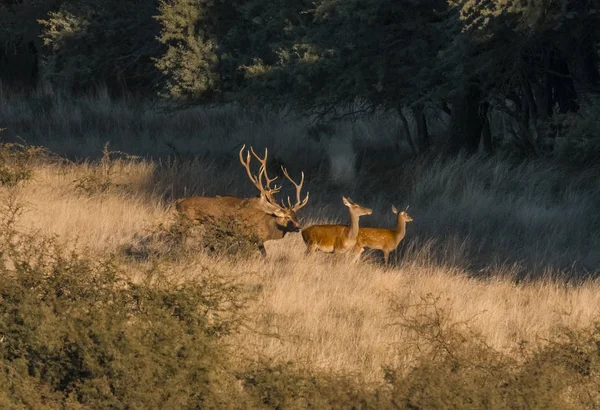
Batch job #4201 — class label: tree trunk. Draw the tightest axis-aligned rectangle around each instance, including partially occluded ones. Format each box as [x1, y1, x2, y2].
[449, 79, 483, 154]
[565, 3, 600, 95]
[549, 54, 579, 113]
[480, 101, 493, 154]
[415, 104, 430, 152]
[398, 108, 417, 155]
[517, 81, 541, 156]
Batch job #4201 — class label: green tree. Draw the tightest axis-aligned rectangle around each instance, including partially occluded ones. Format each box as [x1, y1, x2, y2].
[444, 0, 600, 154]
[0, 1, 57, 91]
[242, 0, 451, 115]
[155, 0, 253, 103]
[39, 0, 164, 96]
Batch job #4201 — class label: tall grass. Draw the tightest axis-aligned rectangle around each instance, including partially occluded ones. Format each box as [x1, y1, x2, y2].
[1, 90, 600, 407]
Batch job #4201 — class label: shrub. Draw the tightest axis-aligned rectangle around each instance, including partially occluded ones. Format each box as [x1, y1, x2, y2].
[543, 95, 600, 167]
[0, 142, 50, 187]
[38, 0, 163, 96]
[0, 199, 249, 408]
[125, 215, 263, 261]
[237, 361, 386, 409]
[384, 294, 600, 409]
[74, 143, 139, 195]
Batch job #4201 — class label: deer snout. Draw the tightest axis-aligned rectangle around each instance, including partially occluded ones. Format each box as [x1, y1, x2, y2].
[287, 220, 301, 232]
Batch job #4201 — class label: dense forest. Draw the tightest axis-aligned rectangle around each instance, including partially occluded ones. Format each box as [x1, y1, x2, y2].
[2, 0, 600, 161]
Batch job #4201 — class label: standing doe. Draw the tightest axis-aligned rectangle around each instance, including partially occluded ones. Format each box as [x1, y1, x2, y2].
[301, 197, 372, 255]
[352, 205, 413, 264]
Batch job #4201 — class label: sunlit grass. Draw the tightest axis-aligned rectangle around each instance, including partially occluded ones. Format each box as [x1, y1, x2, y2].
[2, 155, 599, 384]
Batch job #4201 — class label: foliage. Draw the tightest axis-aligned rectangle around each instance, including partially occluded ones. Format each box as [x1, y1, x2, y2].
[543, 95, 600, 166]
[0, 142, 51, 187]
[155, 0, 219, 102]
[4, 0, 600, 161]
[0, 0, 50, 89]
[238, 362, 386, 409]
[38, 0, 164, 95]
[385, 294, 600, 408]
[239, 0, 452, 119]
[125, 215, 264, 261]
[0, 199, 248, 408]
[442, 0, 600, 153]
[74, 143, 139, 195]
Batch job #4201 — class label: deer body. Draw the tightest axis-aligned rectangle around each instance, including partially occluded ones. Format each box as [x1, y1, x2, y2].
[176, 196, 296, 239]
[176, 196, 250, 221]
[175, 146, 309, 256]
[353, 206, 413, 264]
[301, 197, 372, 255]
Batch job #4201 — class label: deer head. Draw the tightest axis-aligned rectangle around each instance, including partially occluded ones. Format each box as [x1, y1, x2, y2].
[239, 145, 309, 232]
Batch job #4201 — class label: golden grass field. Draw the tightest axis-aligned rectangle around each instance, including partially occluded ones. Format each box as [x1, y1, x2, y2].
[2, 155, 598, 385]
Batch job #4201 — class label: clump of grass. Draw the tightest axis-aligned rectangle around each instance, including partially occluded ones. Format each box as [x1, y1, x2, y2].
[0, 141, 50, 186]
[74, 143, 140, 195]
[125, 218, 190, 260]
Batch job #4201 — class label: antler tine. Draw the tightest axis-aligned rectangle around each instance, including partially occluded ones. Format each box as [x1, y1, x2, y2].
[239, 145, 264, 193]
[250, 146, 280, 191]
[240, 145, 285, 208]
[254, 162, 283, 208]
[281, 166, 309, 211]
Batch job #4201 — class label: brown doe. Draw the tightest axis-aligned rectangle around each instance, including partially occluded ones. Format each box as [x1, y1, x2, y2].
[175, 145, 309, 256]
[301, 197, 372, 255]
[352, 205, 413, 264]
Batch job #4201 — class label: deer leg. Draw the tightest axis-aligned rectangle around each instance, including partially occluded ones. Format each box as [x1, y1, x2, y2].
[383, 251, 389, 265]
[258, 244, 267, 257]
[305, 244, 317, 255]
[352, 246, 364, 263]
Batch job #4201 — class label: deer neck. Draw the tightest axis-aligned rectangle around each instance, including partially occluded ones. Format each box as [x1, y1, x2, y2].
[347, 211, 361, 240]
[394, 217, 407, 245]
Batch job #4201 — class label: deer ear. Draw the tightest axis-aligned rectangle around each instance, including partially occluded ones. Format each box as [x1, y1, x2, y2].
[392, 205, 398, 214]
[342, 196, 351, 207]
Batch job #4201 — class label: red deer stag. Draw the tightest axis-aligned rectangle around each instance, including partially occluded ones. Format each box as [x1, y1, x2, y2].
[175, 145, 309, 256]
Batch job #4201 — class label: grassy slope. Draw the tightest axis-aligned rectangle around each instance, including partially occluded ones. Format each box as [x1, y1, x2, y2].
[1, 89, 600, 405]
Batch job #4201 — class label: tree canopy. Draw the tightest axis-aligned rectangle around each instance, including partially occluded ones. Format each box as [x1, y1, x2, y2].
[2, 0, 599, 158]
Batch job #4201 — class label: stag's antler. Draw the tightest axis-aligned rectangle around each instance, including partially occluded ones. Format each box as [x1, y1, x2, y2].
[239, 144, 309, 212]
[281, 167, 309, 212]
[239, 145, 281, 206]
[249, 147, 281, 197]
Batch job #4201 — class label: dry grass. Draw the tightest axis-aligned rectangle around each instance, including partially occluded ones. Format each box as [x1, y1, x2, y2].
[2, 156, 599, 385]
[1, 90, 600, 394]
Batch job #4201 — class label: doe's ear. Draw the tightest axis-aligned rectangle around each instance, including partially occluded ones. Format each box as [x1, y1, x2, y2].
[342, 196, 351, 207]
[392, 205, 398, 214]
